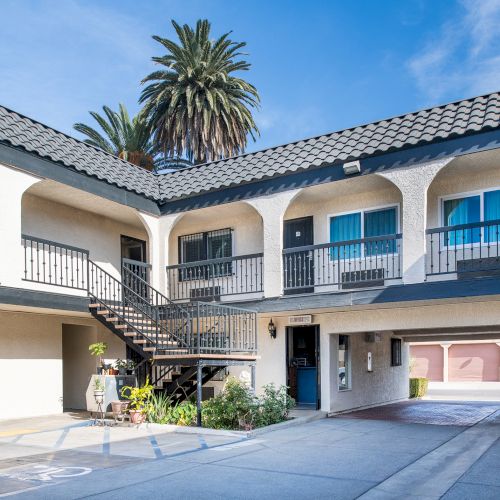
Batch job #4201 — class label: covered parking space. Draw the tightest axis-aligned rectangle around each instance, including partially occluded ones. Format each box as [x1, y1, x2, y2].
[404, 326, 500, 403]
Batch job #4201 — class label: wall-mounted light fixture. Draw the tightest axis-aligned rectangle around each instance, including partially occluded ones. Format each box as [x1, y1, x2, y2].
[268, 318, 277, 339]
[343, 160, 361, 175]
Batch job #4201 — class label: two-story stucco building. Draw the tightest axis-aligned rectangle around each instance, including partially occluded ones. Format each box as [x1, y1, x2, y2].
[1, 92, 500, 421]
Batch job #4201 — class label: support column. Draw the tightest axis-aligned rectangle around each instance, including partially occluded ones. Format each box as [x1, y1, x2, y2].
[377, 158, 454, 284]
[137, 212, 180, 296]
[0, 166, 40, 288]
[197, 362, 203, 427]
[247, 190, 300, 297]
[440, 343, 451, 382]
[250, 363, 256, 393]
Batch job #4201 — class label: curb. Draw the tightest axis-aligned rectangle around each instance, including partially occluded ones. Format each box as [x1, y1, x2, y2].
[143, 411, 327, 438]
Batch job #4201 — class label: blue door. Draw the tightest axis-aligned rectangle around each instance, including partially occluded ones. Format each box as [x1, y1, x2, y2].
[287, 326, 320, 409]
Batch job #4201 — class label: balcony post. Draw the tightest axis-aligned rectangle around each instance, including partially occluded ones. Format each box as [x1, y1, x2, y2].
[0, 167, 40, 289]
[137, 212, 180, 296]
[246, 190, 301, 297]
[377, 158, 454, 284]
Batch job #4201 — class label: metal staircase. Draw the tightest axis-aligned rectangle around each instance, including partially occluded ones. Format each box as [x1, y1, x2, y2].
[20, 234, 258, 424]
[87, 260, 258, 414]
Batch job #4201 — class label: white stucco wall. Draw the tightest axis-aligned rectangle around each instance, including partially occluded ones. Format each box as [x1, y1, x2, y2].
[21, 194, 149, 289]
[253, 297, 500, 412]
[0, 310, 125, 419]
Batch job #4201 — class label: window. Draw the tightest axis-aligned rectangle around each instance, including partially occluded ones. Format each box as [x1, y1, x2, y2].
[391, 338, 402, 367]
[442, 189, 500, 244]
[330, 206, 398, 258]
[179, 229, 233, 280]
[338, 335, 351, 390]
[179, 229, 232, 264]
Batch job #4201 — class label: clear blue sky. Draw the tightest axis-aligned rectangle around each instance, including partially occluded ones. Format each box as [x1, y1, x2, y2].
[1, 0, 499, 153]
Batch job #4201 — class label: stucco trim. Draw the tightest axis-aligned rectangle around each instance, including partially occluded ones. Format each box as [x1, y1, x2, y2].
[0, 286, 89, 312]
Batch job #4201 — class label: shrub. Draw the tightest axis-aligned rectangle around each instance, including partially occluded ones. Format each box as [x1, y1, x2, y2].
[254, 383, 295, 427]
[202, 378, 295, 430]
[120, 378, 154, 413]
[202, 378, 257, 430]
[409, 377, 428, 398]
[147, 392, 197, 426]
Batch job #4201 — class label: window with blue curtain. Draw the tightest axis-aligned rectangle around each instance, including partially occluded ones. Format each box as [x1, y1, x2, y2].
[443, 196, 480, 245]
[484, 190, 500, 242]
[364, 207, 397, 255]
[330, 212, 361, 259]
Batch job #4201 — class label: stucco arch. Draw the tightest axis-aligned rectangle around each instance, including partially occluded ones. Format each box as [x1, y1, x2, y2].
[284, 175, 403, 245]
[21, 179, 151, 281]
[166, 201, 264, 267]
[426, 149, 500, 229]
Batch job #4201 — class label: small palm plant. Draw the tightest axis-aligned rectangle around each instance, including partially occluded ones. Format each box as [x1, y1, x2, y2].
[89, 342, 108, 373]
[140, 19, 260, 164]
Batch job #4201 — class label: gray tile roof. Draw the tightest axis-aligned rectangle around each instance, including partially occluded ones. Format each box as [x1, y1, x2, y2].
[1, 92, 499, 206]
[159, 92, 500, 201]
[0, 106, 161, 200]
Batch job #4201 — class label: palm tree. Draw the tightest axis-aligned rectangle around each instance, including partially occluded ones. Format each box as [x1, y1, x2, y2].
[74, 104, 191, 171]
[74, 104, 156, 170]
[140, 19, 260, 164]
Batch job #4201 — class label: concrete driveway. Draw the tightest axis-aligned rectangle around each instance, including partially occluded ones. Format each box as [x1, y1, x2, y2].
[0, 401, 499, 499]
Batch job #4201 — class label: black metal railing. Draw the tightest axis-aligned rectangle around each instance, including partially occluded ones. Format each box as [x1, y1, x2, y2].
[122, 258, 151, 298]
[283, 234, 402, 292]
[166, 253, 264, 302]
[183, 301, 257, 354]
[22, 234, 89, 290]
[426, 219, 500, 276]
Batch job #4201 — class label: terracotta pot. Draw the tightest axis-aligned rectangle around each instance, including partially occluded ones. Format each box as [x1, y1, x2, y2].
[129, 409, 145, 424]
[111, 400, 129, 415]
[109, 368, 119, 375]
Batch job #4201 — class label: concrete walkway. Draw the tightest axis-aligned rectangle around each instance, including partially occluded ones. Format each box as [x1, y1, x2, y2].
[424, 381, 500, 401]
[0, 402, 499, 499]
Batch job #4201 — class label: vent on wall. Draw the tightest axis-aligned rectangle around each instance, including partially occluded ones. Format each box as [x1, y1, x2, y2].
[365, 332, 382, 343]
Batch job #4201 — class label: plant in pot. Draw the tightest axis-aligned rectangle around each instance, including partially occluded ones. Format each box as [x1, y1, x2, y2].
[115, 359, 128, 376]
[89, 342, 108, 374]
[93, 377, 105, 404]
[120, 378, 153, 424]
[126, 359, 136, 375]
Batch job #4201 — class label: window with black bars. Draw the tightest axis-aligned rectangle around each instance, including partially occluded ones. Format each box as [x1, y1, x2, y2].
[178, 229, 233, 281]
[391, 338, 402, 367]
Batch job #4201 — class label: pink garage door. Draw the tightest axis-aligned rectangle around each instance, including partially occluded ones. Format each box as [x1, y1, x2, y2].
[410, 345, 443, 381]
[449, 344, 500, 381]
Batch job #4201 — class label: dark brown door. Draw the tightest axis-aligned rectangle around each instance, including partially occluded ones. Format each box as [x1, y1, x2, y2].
[121, 235, 150, 299]
[284, 216, 314, 294]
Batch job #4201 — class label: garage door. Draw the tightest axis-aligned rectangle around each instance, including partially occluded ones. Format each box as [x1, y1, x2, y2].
[449, 344, 500, 381]
[410, 345, 443, 381]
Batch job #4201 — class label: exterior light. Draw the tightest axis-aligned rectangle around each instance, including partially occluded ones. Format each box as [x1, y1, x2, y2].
[343, 160, 361, 175]
[268, 318, 277, 339]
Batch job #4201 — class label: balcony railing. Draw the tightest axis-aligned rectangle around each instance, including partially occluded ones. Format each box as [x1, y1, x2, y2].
[166, 253, 264, 302]
[426, 219, 500, 276]
[283, 234, 402, 292]
[22, 234, 89, 290]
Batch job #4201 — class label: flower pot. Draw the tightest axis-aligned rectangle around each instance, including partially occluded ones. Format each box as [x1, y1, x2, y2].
[108, 368, 119, 376]
[94, 390, 104, 404]
[118, 368, 126, 376]
[129, 409, 145, 424]
[111, 400, 129, 415]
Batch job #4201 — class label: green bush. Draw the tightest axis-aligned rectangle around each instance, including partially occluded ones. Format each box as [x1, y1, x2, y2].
[147, 392, 197, 426]
[202, 378, 256, 430]
[202, 378, 295, 430]
[409, 377, 428, 398]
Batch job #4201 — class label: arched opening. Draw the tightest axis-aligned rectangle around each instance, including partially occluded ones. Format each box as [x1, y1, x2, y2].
[282, 175, 403, 293]
[166, 202, 264, 302]
[426, 149, 500, 279]
[21, 179, 151, 293]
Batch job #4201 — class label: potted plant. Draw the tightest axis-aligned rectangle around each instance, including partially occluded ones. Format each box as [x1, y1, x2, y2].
[93, 377, 105, 404]
[126, 359, 136, 375]
[115, 359, 128, 376]
[89, 342, 108, 374]
[120, 378, 153, 424]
